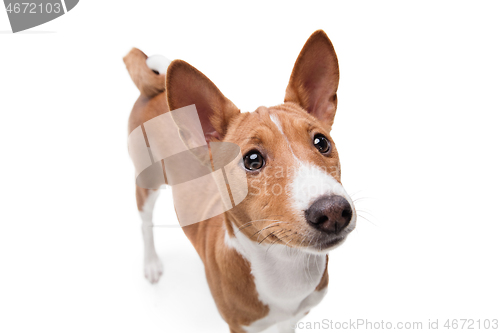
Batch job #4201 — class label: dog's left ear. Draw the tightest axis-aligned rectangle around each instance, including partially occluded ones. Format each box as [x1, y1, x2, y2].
[285, 30, 340, 129]
[166, 60, 240, 143]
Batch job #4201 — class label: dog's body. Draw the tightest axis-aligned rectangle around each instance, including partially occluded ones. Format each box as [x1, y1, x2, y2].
[124, 31, 356, 333]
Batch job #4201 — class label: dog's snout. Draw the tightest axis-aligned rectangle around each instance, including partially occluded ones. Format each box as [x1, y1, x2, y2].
[305, 195, 352, 234]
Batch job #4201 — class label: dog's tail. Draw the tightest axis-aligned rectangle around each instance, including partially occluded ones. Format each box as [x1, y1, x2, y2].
[123, 48, 171, 98]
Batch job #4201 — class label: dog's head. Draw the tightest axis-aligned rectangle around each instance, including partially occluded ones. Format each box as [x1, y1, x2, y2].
[167, 30, 356, 253]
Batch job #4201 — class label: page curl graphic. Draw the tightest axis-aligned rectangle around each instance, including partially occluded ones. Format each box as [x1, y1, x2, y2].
[128, 104, 248, 227]
[3, 0, 79, 33]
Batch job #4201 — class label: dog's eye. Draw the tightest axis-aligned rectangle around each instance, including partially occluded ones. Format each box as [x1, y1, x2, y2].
[313, 134, 331, 154]
[243, 151, 264, 171]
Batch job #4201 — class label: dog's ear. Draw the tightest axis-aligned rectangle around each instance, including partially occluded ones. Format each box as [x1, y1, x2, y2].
[284, 30, 340, 129]
[166, 60, 240, 143]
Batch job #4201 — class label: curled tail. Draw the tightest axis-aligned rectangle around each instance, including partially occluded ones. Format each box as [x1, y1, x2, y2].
[123, 48, 171, 98]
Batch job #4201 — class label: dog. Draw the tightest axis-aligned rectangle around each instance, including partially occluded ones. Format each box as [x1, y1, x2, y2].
[124, 30, 356, 333]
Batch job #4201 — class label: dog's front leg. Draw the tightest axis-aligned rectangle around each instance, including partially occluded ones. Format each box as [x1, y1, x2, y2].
[136, 187, 163, 283]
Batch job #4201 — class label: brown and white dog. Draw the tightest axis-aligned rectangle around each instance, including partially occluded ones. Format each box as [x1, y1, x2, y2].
[124, 30, 356, 333]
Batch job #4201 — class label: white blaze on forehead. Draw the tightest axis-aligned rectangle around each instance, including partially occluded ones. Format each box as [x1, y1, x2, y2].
[270, 114, 284, 134]
[292, 163, 353, 211]
[270, 113, 300, 162]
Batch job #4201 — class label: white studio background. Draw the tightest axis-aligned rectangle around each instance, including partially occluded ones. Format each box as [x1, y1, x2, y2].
[1, 1, 499, 332]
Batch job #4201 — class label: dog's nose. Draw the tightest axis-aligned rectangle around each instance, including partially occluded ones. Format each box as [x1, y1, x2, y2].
[305, 195, 352, 234]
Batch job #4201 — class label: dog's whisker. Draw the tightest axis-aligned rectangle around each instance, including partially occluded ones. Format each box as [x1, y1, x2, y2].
[293, 233, 308, 268]
[236, 219, 282, 234]
[348, 190, 365, 199]
[305, 237, 316, 282]
[251, 224, 282, 241]
[237, 218, 279, 229]
[249, 220, 292, 240]
[357, 214, 377, 226]
[265, 229, 293, 258]
[352, 197, 371, 203]
[235, 216, 285, 232]
[278, 231, 298, 257]
[355, 209, 376, 218]
[258, 230, 279, 245]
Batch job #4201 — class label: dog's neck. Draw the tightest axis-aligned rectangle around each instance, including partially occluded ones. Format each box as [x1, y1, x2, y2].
[224, 216, 327, 312]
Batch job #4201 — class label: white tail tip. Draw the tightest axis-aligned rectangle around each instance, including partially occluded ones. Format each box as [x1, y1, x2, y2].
[146, 55, 171, 75]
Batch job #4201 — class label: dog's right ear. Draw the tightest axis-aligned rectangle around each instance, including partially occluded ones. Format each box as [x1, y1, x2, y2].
[166, 60, 240, 143]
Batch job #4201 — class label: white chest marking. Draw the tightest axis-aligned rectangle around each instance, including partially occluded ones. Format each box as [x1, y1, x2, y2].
[225, 227, 327, 332]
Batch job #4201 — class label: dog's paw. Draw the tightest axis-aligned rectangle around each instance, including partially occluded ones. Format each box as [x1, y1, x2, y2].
[144, 256, 163, 284]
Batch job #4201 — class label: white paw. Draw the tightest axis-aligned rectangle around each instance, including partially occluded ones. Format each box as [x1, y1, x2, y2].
[144, 256, 163, 284]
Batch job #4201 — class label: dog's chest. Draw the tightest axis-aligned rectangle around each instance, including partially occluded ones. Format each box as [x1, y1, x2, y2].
[226, 229, 328, 330]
